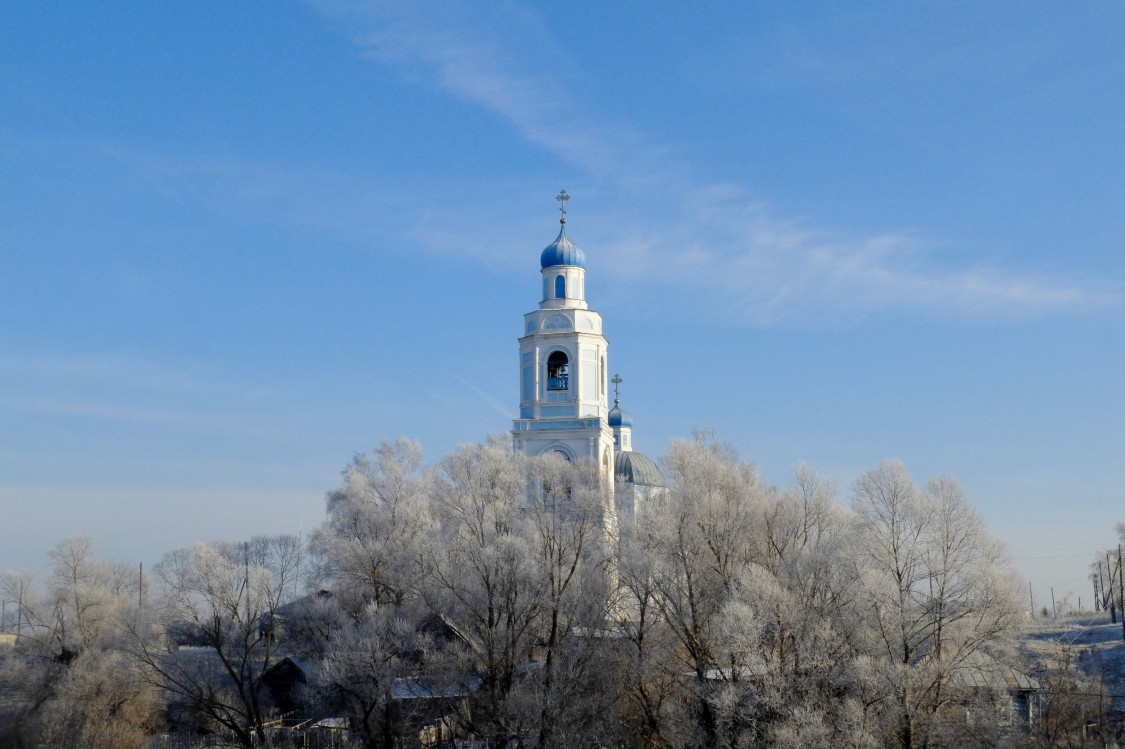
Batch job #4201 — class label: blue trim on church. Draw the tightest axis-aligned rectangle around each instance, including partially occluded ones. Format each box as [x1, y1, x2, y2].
[513, 418, 603, 432]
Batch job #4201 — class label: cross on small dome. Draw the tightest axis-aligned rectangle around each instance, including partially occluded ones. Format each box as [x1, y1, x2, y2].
[540, 191, 586, 269]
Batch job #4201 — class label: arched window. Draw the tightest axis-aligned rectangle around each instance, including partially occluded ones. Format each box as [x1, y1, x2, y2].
[555, 274, 566, 299]
[542, 450, 573, 509]
[546, 351, 569, 391]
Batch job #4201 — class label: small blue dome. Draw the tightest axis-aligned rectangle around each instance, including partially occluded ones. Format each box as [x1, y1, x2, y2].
[608, 404, 633, 428]
[540, 225, 586, 269]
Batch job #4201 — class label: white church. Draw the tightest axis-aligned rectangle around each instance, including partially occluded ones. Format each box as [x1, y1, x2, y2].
[511, 191, 666, 523]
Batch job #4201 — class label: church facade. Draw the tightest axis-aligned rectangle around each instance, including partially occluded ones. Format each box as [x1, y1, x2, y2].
[511, 191, 665, 522]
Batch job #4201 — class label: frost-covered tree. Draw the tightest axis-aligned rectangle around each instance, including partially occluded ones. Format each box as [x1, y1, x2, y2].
[415, 439, 617, 748]
[675, 463, 872, 749]
[293, 434, 1025, 749]
[421, 438, 540, 747]
[1, 537, 143, 661]
[613, 515, 691, 749]
[643, 432, 767, 747]
[851, 461, 1022, 748]
[314, 604, 436, 749]
[0, 537, 159, 749]
[309, 437, 431, 612]
[131, 534, 302, 747]
[30, 648, 163, 749]
[522, 452, 617, 748]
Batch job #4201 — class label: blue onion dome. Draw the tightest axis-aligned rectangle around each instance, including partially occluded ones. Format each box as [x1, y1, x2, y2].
[608, 403, 633, 428]
[540, 224, 587, 269]
[615, 451, 666, 488]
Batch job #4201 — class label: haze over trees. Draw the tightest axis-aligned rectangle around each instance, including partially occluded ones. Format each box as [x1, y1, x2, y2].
[0, 433, 1046, 748]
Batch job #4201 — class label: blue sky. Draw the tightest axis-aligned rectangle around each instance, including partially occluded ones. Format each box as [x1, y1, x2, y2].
[2, 2, 1122, 607]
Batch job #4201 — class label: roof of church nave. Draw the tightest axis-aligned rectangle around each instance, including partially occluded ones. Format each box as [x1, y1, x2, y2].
[615, 450, 666, 488]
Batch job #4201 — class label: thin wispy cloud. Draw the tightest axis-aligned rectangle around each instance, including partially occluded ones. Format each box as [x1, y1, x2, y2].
[595, 196, 1116, 324]
[2, 396, 288, 442]
[452, 374, 516, 421]
[331, 3, 642, 181]
[21, 5, 1105, 325]
[15, 129, 1108, 325]
[0, 354, 310, 443]
[310, 0, 1118, 324]
[0, 355, 205, 394]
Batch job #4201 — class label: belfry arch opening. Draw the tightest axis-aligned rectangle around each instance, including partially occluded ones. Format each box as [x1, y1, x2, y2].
[547, 351, 569, 391]
[555, 274, 566, 299]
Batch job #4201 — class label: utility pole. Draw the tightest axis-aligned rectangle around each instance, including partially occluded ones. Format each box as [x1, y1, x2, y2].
[15, 580, 24, 640]
[244, 541, 251, 624]
[1101, 562, 1113, 617]
[1118, 545, 1124, 642]
[1097, 562, 1104, 608]
[138, 562, 144, 608]
[1029, 582, 1035, 618]
[1051, 587, 1057, 620]
[1108, 552, 1118, 624]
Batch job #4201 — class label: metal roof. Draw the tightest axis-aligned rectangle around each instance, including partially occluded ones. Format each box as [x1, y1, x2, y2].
[608, 404, 633, 427]
[615, 450, 666, 488]
[540, 225, 587, 269]
[944, 651, 1041, 692]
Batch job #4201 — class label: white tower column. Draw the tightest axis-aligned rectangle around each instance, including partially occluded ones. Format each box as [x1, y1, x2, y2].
[512, 191, 616, 492]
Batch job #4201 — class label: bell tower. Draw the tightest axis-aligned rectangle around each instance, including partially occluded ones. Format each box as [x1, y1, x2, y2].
[512, 191, 616, 489]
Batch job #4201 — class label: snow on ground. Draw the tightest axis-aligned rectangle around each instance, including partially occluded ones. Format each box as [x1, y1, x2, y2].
[1022, 613, 1125, 711]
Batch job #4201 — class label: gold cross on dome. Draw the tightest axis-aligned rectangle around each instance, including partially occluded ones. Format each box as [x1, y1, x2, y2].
[556, 189, 569, 223]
